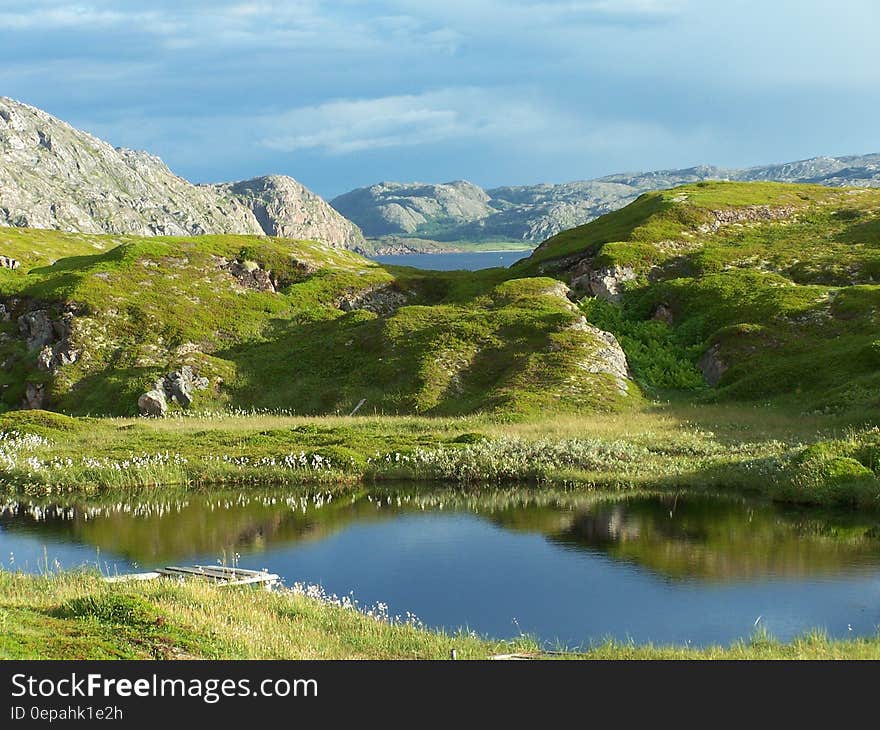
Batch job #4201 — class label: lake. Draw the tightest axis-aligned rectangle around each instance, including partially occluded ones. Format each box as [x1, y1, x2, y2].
[372, 250, 529, 270]
[4, 488, 880, 649]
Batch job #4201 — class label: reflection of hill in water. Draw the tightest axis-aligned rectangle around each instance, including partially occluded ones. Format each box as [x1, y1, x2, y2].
[0, 496, 397, 563]
[534, 497, 880, 581]
[3, 492, 880, 581]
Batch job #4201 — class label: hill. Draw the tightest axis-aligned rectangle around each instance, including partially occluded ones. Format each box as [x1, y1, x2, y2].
[0, 226, 636, 417]
[333, 155, 880, 251]
[518, 180, 880, 413]
[0, 97, 364, 249]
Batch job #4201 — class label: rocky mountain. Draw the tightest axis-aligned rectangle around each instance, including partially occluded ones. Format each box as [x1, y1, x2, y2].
[0, 97, 364, 249]
[333, 155, 880, 247]
[209, 176, 363, 249]
[331, 180, 494, 238]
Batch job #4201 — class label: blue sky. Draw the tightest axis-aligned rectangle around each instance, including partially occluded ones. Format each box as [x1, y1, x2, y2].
[1, 0, 878, 197]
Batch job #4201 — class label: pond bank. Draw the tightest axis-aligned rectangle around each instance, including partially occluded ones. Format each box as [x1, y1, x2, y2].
[4, 571, 880, 660]
[0, 406, 877, 508]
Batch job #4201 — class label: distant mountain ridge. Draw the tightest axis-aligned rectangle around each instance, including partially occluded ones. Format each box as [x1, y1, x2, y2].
[332, 154, 880, 247]
[0, 97, 364, 249]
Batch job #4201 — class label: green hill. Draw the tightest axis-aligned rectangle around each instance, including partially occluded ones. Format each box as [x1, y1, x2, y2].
[0, 180, 877, 419]
[0, 227, 635, 417]
[517, 181, 880, 413]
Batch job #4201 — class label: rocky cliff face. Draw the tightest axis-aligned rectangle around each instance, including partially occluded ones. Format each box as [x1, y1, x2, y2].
[333, 156, 880, 246]
[210, 175, 364, 249]
[0, 97, 363, 248]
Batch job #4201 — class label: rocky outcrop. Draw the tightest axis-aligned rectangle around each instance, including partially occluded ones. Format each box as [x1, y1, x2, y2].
[568, 316, 632, 396]
[0, 97, 363, 249]
[138, 366, 209, 415]
[218, 258, 276, 293]
[571, 265, 637, 303]
[17, 308, 79, 372]
[698, 205, 797, 233]
[337, 285, 409, 316]
[698, 344, 728, 386]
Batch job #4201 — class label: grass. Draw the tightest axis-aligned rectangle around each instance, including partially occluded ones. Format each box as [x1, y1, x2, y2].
[4, 571, 880, 659]
[0, 571, 535, 660]
[0, 402, 876, 507]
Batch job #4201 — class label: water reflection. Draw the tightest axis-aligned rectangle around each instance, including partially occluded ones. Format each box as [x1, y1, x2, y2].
[3, 490, 880, 581]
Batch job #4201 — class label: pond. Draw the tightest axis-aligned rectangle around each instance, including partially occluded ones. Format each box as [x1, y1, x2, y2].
[372, 250, 529, 271]
[3, 488, 880, 649]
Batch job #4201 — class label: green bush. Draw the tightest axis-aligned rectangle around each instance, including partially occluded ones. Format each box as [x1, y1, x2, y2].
[581, 298, 704, 390]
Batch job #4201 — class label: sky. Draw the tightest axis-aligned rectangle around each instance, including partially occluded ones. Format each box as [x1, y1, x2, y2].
[1, 0, 878, 198]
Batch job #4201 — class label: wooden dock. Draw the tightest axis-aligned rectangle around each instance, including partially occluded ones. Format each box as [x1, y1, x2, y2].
[104, 564, 280, 589]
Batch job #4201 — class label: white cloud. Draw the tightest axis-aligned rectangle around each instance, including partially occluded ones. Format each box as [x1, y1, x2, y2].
[258, 88, 553, 154]
[254, 86, 713, 169]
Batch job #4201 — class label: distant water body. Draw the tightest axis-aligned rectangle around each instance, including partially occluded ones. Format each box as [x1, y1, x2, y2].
[372, 250, 530, 271]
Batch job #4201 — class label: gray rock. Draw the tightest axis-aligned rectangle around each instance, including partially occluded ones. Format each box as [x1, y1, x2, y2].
[337, 284, 409, 316]
[150, 366, 210, 411]
[138, 389, 167, 417]
[220, 259, 276, 293]
[36, 345, 53, 371]
[23, 382, 44, 410]
[699, 344, 728, 386]
[582, 265, 637, 303]
[18, 310, 55, 350]
[569, 316, 632, 396]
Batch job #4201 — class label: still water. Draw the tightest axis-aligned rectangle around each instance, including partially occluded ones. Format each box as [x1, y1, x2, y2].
[372, 250, 528, 271]
[3, 489, 880, 648]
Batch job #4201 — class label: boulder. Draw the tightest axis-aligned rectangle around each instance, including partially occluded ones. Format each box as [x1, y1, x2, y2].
[586, 265, 637, 303]
[147, 366, 210, 412]
[138, 389, 167, 417]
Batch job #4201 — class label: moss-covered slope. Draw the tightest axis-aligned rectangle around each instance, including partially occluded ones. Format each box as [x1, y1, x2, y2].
[516, 181, 880, 413]
[0, 228, 636, 416]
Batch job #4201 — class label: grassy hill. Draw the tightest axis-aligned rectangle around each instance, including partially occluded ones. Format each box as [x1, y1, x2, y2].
[518, 181, 880, 414]
[0, 227, 635, 417]
[0, 180, 877, 420]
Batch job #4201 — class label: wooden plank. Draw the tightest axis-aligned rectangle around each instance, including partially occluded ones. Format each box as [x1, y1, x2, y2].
[103, 572, 162, 583]
[221, 574, 280, 588]
[193, 565, 265, 578]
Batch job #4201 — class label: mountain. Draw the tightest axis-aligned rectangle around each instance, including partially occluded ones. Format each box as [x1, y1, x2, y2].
[209, 176, 364, 249]
[330, 180, 494, 238]
[332, 155, 880, 248]
[0, 97, 364, 249]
